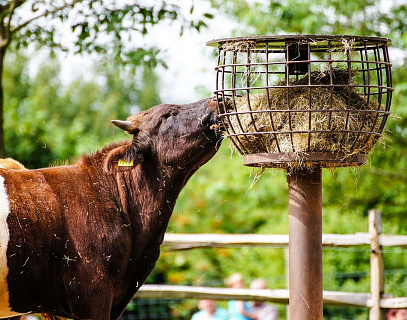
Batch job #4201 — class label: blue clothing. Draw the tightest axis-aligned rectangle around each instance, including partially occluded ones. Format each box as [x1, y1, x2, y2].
[191, 307, 229, 320]
[228, 300, 251, 320]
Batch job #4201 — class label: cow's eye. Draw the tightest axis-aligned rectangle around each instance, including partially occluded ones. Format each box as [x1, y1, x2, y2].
[159, 114, 171, 125]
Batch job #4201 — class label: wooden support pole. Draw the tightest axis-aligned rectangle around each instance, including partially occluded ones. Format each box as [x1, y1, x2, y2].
[369, 209, 385, 320]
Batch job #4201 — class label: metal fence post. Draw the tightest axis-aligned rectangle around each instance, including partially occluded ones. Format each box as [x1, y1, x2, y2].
[288, 167, 323, 320]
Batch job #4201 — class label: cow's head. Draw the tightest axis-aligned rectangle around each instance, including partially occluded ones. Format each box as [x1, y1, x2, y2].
[104, 98, 223, 176]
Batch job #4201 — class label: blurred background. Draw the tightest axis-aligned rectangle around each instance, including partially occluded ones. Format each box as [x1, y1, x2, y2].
[1, 0, 407, 319]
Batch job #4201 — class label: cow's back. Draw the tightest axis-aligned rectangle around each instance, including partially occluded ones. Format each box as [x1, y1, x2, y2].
[0, 159, 26, 171]
[0, 168, 76, 315]
[0, 167, 133, 317]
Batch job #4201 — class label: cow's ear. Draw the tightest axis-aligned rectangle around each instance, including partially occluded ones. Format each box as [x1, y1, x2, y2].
[103, 144, 142, 173]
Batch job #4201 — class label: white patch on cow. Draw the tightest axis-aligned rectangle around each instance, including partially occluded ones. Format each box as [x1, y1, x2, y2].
[0, 175, 27, 317]
[0, 165, 4, 169]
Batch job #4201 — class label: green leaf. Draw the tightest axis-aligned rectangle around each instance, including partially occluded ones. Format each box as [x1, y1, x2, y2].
[203, 13, 214, 19]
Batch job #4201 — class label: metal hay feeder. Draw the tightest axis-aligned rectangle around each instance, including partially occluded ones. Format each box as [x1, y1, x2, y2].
[207, 35, 392, 168]
[207, 35, 393, 320]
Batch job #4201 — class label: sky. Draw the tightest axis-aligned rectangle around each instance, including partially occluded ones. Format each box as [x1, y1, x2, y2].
[54, 1, 236, 105]
[21, 0, 405, 107]
[18, 0, 235, 107]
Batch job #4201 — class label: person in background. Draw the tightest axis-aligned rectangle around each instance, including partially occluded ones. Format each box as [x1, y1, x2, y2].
[225, 273, 257, 320]
[250, 279, 279, 320]
[20, 315, 38, 320]
[191, 299, 229, 320]
[386, 308, 407, 320]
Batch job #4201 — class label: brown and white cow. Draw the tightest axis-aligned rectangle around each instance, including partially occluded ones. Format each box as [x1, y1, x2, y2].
[0, 98, 222, 320]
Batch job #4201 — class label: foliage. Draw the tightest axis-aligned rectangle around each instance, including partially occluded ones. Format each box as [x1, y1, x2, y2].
[0, 0, 213, 157]
[153, 1, 407, 318]
[2, 0, 211, 64]
[3, 51, 162, 168]
[208, 0, 407, 49]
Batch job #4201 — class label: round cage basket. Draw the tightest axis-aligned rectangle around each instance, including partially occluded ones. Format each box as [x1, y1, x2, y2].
[207, 35, 393, 168]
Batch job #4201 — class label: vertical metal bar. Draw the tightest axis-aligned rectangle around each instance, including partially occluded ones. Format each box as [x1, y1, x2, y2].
[220, 48, 246, 155]
[286, 42, 295, 152]
[379, 44, 392, 134]
[360, 46, 367, 97]
[360, 41, 374, 148]
[228, 50, 250, 154]
[327, 40, 333, 131]
[367, 45, 384, 147]
[307, 42, 312, 152]
[375, 44, 384, 108]
[383, 44, 392, 113]
[265, 42, 282, 152]
[215, 47, 233, 148]
[364, 41, 372, 106]
[233, 82, 256, 152]
[245, 46, 268, 152]
[288, 167, 323, 320]
[350, 44, 369, 150]
[340, 45, 353, 145]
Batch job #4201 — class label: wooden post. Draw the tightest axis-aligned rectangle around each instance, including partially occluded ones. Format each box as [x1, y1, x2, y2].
[369, 209, 385, 320]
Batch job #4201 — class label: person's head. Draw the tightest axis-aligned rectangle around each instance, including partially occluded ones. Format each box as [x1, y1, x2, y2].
[198, 299, 217, 315]
[250, 279, 268, 306]
[250, 279, 268, 290]
[225, 273, 245, 289]
[386, 309, 407, 320]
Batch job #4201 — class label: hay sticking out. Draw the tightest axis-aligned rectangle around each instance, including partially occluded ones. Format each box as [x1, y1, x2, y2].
[220, 40, 256, 52]
[226, 69, 383, 159]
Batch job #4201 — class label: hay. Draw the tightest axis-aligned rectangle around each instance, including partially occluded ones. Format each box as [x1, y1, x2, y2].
[226, 69, 383, 158]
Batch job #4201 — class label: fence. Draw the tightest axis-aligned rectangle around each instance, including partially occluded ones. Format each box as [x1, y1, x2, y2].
[134, 210, 407, 320]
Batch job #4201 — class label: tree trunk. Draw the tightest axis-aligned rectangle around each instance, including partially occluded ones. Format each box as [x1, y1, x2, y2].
[0, 46, 5, 158]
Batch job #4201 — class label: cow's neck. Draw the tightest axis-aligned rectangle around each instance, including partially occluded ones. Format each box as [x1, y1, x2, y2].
[80, 144, 189, 243]
[115, 161, 187, 242]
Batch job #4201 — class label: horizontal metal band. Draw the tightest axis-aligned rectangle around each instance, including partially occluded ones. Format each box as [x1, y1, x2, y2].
[243, 152, 366, 168]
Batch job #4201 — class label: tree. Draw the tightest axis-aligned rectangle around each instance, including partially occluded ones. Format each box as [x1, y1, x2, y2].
[4, 49, 165, 168]
[0, 0, 211, 157]
[208, 0, 407, 48]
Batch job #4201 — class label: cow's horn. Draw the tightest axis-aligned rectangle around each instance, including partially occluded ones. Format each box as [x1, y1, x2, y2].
[111, 120, 135, 132]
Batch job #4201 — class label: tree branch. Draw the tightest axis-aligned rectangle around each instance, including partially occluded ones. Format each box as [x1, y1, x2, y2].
[6, 1, 20, 33]
[11, 0, 85, 33]
[0, 0, 26, 47]
[0, 4, 11, 21]
[0, 0, 25, 19]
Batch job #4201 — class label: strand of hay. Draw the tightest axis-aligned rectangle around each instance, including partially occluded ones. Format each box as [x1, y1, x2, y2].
[226, 69, 383, 159]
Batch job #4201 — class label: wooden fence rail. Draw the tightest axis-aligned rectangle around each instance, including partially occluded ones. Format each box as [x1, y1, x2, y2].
[136, 286, 407, 309]
[136, 286, 369, 307]
[135, 210, 407, 320]
[162, 233, 407, 250]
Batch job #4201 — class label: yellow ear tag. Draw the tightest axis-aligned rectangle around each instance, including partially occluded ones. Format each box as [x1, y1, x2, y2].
[118, 159, 134, 167]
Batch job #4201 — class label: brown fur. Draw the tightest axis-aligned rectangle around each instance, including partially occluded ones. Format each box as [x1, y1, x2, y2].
[0, 158, 26, 170]
[2, 98, 223, 320]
